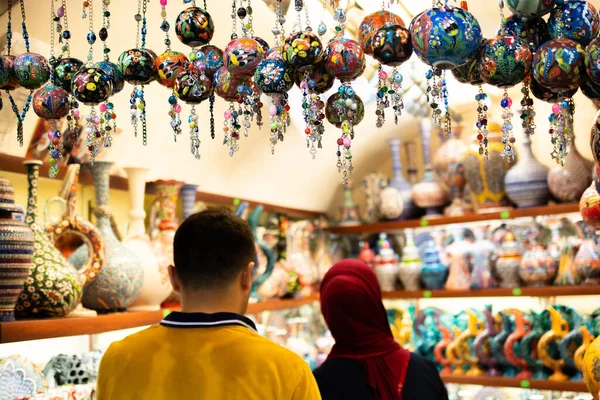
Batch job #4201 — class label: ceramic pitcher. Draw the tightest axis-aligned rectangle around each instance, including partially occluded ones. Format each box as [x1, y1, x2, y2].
[503, 309, 532, 379]
[69, 162, 143, 312]
[537, 306, 570, 381]
[0, 177, 34, 322]
[474, 305, 501, 376]
[124, 168, 171, 311]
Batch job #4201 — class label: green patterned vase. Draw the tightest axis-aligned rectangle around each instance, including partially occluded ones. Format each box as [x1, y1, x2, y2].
[15, 160, 83, 318]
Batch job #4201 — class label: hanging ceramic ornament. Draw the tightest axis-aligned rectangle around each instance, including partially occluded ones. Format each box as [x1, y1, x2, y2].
[283, 30, 324, 69]
[175, 6, 214, 47]
[590, 110, 600, 164]
[506, 0, 554, 19]
[155, 51, 190, 88]
[198, 45, 224, 78]
[586, 37, 600, 85]
[530, 75, 577, 102]
[0, 55, 19, 91]
[214, 66, 247, 156]
[581, 75, 600, 101]
[548, 0, 599, 46]
[225, 37, 264, 77]
[358, 11, 405, 55]
[54, 58, 83, 93]
[479, 35, 533, 161]
[323, 39, 366, 83]
[580, 181, 600, 230]
[502, 15, 550, 50]
[13, 53, 50, 90]
[372, 24, 412, 126]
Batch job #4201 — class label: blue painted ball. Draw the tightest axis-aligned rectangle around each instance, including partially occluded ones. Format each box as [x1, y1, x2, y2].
[254, 57, 293, 95]
[479, 36, 533, 88]
[533, 38, 584, 93]
[94, 60, 124, 94]
[548, 0, 600, 46]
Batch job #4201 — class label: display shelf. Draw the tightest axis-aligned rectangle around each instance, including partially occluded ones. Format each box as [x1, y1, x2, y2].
[381, 285, 600, 300]
[327, 203, 580, 234]
[442, 375, 587, 392]
[0, 153, 324, 219]
[0, 296, 320, 344]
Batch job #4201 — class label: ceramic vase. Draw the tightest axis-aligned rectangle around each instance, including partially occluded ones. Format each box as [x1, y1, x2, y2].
[520, 310, 550, 380]
[70, 162, 143, 312]
[361, 173, 387, 223]
[0, 177, 34, 322]
[445, 231, 473, 290]
[16, 160, 86, 318]
[338, 183, 361, 226]
[420, 241, 448, 290]
[432, 125, 469, 217]
[548, 142, 593, 203]
[470, 231, 498, 289]
[386, 137, 418, 219]
[463, 122, 516, 212]
[554, 237, 580, 286]
[519, 244, 558, 286]
[373, 234, 398, 292]
[474, 305, 502, 376]
[580, 182, 600, 230]
[397, 230, 422, 291]
[537, 306, 570, 381]
[504, 309, 532, 380]
[504, 134, 550, 208]
[412, 121, 449, 217]
[574, 237, 600, 285]
[179, 183, 198, 221]
[124, 168, 171, 311]
[491, 311, 517, 377]
[495, 232, 522, 288]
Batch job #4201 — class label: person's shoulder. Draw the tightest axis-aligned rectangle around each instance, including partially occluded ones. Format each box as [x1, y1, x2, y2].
[101, 325, 161, 361]
[246, 333, 309, 369]
[314, 357, 364, 378]
[404, 352, 449, 400]
[407, 352, 440, 373]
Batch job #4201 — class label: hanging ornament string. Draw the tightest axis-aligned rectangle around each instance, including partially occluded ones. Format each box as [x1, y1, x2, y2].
[475, 86, 489, 157]
[549, 97, 573, 166]
[520, 78, 535, 137]
[497, 0, 515, 161]
[129, 0, 143, 141]
[294, 0, 303, 33]
[317, 0, 327, 36]
[222, 0, 242, 157]
[98, 0, 116, 147]
[59, 0, 81, 141]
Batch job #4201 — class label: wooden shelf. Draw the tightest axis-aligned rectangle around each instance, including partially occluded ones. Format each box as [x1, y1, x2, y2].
[0, 296, 320, 344]
[442, 375, 587, 392]
[327, 203, 580, 234]
[0, 153, 323, 219]
[382, 285, 600, 300]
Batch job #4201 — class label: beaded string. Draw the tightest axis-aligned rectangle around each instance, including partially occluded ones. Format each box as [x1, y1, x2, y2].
[317, 0, 327, 36]
[549, 97, 573, 165]
[520, 78, 535, 137]
[59, 0, 81, 141]
[98, 0, 115, 148]
[475, 86, 489, 157]
[160, 0, 183, 141]
[498, 0, 515, 160]
[223, 0, 242, 156]
[82, 0, 102, 162]
[237, 0, 261, 134]
[375, 1, 389, 128]
[129, 0, 149, 144]
[5, 0, 34, 147]
[426, 67, 443, 126]
[301, 69, 324, 158]
[45, 0, 63, 177]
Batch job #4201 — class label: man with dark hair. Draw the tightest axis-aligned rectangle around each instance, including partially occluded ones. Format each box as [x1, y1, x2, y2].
[97, 209, 321, 400]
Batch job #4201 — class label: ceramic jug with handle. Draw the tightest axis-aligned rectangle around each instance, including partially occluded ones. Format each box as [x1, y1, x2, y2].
[474, 305, 502, 376]
[504, 309, 532, 379]
[538, 306, 570, 381]
[520, 310, 550, 380]
[459, 309, 485, 377]
[248, 206, 276, 301]
[574, 326, 594, 373]
[491, 311, 515, 377]
[434, 324, 454, 375]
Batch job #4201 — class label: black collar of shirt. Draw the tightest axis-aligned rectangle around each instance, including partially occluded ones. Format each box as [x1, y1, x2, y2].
[160, 311, 257, 332]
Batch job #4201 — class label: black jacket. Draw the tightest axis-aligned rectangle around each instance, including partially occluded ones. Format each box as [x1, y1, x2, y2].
[313, 353, 449, 400]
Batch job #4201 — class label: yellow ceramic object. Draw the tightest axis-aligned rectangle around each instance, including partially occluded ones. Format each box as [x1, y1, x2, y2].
[537, 307, 570, 381]
[447, 326, 466, 375]
[583, 335, 600, 400]
[447, 310, 485, 376]
[398, 311, 413, 348]
[575, 326, 594, 372]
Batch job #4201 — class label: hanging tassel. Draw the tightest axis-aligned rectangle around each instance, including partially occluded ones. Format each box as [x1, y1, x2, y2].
[500, 89, 516, 161]
[475, 85, 489, 157]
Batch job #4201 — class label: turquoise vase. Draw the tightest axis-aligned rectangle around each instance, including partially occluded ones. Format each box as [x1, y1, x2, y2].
[70, 162, 143, 312]
[420, 241, 448, 290]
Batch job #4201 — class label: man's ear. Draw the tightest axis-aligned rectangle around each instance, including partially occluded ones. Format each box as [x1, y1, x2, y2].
[241, 261, 255, 290]
[168, 265, 180, 293]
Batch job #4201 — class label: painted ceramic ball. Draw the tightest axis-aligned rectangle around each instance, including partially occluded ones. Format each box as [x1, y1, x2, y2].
[549, 0, 599, 46]
[282, 31, 324, 70]
[118, 48, 157, 85]
[592, 109, 600, 163]
[33, 83, 69, 120]
[0, 56, 9, 88]
[323, 39, 366, 82]
[174, 71, 212, 104]
[581, 75, 600, 100]
[225, 37, 264, 77]
[71, 67, 113, 105]
[530, 75, 577, 102]
[154, 51, 190, 88]
[175, 7, 214, 47]
[507, 0, 555, 19]
[410, 6, 482, 69]
[358, 11, 405, 55]
[586, 37, 600, 85]
[451, 58, 484, 85]
[213, 66, 245, 102]
[325, 92, 365, 128]
[501, 15, 549, 50]
[479, 36, 532, 88]
[94, 61, 124, 94]
[533, 38, 584, 93]
[372, 25, 413, 67]
[580, 183, 600, 230]
[254, 37, 271, 53]
[294, 63, 335, 94]
[254, 58, 294, 95]
[54, 57, 83, 93]
[0, 55, 19, 90]
[198, 45, 224, 78]
[13, 53, 50, 89]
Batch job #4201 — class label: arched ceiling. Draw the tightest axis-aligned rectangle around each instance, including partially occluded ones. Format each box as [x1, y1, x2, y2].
[0, 0, 599, 214]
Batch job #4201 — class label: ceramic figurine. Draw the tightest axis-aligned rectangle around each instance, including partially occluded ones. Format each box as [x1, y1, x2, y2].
[463, 122, 515, 213]
[397, 230, 421, 291]
[519, 243, 558, 286]
[504, 309, 533, 379]
[16, 161, 88, 318]
[248, 206, 276, 300]
[338, 183, 361, 226]
[504, 134, 550, 208]
[574, 227, 600, 285]
[538, 306, 570, 381]
[470, 229, 498, 289]
[360, 173, 387, 223]
[574, 326, 594, 373]
[445, 230, 473, 290]
[434, 324, 454, 375]
[491, 311, 516, 377]
[520, 310, 551, 379]
[386, 138, 417, 219]
[0, 178, 34, 322]
[179, 183, 198, 221]
[373, 234, 398, 292]
[495, 231, 522, 288]
[548, 0, 599, 46]
[69, 162, 143, 312]
[474, 305, 502, 376]
[358, 241, 376, 268]
[123, 168, 171, 311]
[583, 334, 600, 399]
[411, 121, 449, 217]
[420, 241, 448, 290]
[548, 141, 593, 203]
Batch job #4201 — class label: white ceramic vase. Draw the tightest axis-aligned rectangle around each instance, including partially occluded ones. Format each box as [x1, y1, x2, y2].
[124, 167, 172, 311]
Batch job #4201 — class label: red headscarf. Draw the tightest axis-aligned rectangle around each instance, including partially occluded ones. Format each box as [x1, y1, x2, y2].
[320, 259, 411, 400]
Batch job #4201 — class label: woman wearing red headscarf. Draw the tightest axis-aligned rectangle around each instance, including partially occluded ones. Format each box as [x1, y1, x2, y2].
[313, 260, 448, 400]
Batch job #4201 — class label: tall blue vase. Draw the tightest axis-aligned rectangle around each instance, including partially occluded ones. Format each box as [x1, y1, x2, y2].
[180, 184, 198, 221]
[387, 138, 418, 219]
